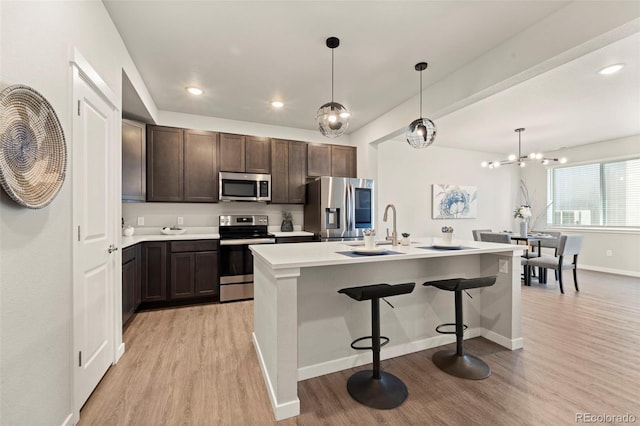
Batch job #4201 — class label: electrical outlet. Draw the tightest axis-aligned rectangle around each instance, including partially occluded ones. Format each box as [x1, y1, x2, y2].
[606, 249, 613, 257]
[177, 216, 184, 226]
[499, 259, 509, 274]
[137, 217, 144, 226]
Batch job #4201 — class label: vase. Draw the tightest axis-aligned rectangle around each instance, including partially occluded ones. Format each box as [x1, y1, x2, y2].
[442, 232, 453, 244]
[281, 219, 293, 232]
[519, 220, 528, 237]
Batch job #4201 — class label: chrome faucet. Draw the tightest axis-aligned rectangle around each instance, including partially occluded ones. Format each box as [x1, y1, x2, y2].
[383, 204, 398, 246]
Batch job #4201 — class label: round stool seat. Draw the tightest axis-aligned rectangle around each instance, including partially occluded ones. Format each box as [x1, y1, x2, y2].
[424, 276, 496, 292]
[423, 276, 496, 380]
[338, 282, 416, 301]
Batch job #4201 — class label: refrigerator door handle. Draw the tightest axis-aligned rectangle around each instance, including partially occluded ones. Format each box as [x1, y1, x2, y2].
[345, 184, 351, 231]
[348, 184, 355, 231]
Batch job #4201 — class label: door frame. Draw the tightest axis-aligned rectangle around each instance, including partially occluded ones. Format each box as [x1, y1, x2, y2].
[70, 48, 123, 421]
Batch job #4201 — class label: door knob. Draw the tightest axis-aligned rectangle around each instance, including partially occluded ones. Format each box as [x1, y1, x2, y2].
[108, 244, 119, 254]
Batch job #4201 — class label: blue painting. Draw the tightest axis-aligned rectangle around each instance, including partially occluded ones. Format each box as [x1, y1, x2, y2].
[432, 184, 477, 219]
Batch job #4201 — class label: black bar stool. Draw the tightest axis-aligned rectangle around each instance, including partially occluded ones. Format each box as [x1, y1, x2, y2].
[423, 276, 496, 380]
[338, 282, 415, 409]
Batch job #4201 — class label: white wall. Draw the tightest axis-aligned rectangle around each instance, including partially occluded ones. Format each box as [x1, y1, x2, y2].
[0, 2, 156, 423]
[521, 134, 640, 276]
[376, 140, 519, 241]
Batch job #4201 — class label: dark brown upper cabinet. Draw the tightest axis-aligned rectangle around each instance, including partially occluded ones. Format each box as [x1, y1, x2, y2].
[147, 125, 184, 201]
[184, 129, 218, 202]
[331, 145, 357, 178]
[307, 143, 356, 178]
[219, 133, 271, 173]
[270, 139, 307, 204]
[122, 119, 146, 202]
[307, 143, 332, 177]
[147, 125, 218, 202]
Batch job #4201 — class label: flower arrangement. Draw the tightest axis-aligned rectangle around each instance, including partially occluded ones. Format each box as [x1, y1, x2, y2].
[363, 229, 375, 236]
[402, 232, 410, 238]
[441, 226, 454, 234]
[514, 205, 532, 220]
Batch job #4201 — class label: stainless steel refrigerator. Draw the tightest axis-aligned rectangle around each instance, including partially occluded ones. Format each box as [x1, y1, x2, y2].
[304, 177, 375, 241]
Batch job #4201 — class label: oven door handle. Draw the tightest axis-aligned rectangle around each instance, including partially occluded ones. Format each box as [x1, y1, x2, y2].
[220, 238, 276, 246]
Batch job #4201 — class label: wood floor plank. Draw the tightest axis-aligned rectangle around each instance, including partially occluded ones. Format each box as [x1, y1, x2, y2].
[79, 270, 640, 425]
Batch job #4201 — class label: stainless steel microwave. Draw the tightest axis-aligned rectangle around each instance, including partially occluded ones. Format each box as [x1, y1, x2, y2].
[219, 172, 271, 202]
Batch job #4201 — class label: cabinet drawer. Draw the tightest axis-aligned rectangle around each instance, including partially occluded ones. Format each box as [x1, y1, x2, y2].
[171, 240, 219, 253]
[122, 245, 137, 263]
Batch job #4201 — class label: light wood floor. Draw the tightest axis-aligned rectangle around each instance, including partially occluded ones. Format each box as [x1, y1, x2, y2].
[79, 270, 640, 425]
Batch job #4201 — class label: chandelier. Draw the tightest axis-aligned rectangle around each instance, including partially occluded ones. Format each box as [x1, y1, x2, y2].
[482, 128, 567, 168]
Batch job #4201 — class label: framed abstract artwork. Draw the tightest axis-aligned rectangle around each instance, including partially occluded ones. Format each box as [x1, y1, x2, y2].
[432, 184, 477, 219]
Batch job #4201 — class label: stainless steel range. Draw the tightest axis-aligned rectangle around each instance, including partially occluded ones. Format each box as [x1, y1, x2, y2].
[218, 215, 275, 302]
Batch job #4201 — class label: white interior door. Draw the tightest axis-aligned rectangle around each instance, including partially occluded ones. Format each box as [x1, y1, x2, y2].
[72, 66, 117, 410]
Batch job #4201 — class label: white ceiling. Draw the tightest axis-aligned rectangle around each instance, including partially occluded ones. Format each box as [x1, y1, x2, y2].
[105, 1, 640, 154]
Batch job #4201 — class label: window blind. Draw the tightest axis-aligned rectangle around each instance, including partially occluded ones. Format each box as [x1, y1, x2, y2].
[550, 158, 640, 227]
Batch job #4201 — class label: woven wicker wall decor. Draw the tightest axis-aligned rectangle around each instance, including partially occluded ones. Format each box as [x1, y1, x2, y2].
[0, 84, 67, 209]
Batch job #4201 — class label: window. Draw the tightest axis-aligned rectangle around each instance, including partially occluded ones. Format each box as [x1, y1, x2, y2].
[549, 158, 640, 227]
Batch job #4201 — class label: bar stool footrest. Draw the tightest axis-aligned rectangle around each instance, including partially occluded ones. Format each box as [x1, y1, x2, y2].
[346, 370, 408, 409]
[435, 323, 468, 335]
[350, 335, 390, 351]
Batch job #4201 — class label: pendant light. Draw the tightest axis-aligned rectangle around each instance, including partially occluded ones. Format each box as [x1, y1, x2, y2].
[316, 37, 350, 138]
[481, 128, 567, 168]
[406, 62, 436, 148]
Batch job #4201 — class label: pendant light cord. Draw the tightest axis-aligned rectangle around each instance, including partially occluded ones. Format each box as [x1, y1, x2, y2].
[419, 70, 423, 118]
[331, 48, 334, 103]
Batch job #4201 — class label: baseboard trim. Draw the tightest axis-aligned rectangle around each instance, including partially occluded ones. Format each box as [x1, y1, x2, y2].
[483, 329, 524, 350]
[298, 328, 492, 381]
[579, 264, 640, 278]
[252, 332, 300, 421]
[61, 413, 74, 426]
[115, 342, 125, 363]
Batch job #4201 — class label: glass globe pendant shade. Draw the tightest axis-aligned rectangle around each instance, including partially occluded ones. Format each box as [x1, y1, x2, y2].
[316, 101, 350, 138]
[406, 117, 436, 148]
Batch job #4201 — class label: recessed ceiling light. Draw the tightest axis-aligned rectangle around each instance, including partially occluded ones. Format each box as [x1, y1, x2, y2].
[598, 64, 624, 75]
[186, 87, 204, 95]
[271, 101, 284, 108]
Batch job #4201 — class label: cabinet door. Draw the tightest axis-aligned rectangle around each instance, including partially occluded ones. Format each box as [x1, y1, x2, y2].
[219, 133, 245, 172]
[245, 136, 271, 173]
[122, 119, 146, 201]
[147, 125, 184, 201]
[307, 143, 331, 177]
[331, 145, 357, 178]
[170, 252, 195, 299]
[195, 251, 218, 296]
[141, 242, 168, 302]
[270, 139, 289, 203]
[184, 129, 218, 202]
[122, 258, 137, 326]
[288, 141, 307, 204]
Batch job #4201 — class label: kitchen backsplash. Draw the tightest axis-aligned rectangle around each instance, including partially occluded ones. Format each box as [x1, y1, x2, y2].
[122, 202, 304, 230]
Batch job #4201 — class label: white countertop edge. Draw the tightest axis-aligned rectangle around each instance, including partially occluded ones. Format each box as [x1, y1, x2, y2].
[250, 240, 524, 270]
[121, 233, 220, 249]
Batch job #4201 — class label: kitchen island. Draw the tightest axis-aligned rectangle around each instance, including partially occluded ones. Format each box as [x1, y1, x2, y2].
[250, 239, 524, 420]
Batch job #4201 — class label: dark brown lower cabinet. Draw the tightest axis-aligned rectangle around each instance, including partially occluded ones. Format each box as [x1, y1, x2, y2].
[141, 242, 168, 302]
[170, 240, 219, 299]
[122, 245, 141, 326]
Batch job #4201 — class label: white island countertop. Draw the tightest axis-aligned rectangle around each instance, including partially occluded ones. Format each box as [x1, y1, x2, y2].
[250, 238, 523, 269]
[250, 238, 524, 421]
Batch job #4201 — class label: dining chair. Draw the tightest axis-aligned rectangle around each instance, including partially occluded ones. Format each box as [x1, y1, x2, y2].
[523, 234, 583, 294]
[472, 229, 492, 241]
